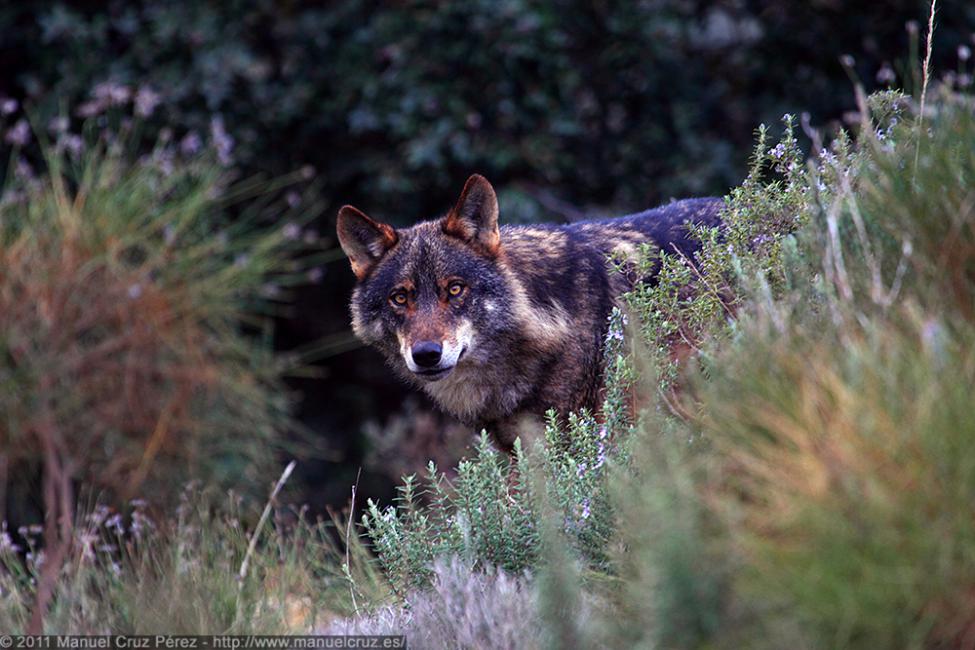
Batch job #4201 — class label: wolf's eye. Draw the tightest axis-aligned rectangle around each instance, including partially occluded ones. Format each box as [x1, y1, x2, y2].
[447, 281, 466, 297]
[389, 289, 408, 306]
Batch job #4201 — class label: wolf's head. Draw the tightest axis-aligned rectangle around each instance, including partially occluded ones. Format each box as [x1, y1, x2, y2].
[337, 175, 519, 389]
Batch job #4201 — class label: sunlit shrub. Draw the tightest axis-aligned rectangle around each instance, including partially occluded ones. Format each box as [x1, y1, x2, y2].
[0, 130, 315, 504]
[578, 87, 975, 648]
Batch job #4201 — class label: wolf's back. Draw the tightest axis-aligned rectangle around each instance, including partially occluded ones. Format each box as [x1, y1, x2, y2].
[498, 197, 723, 308]
[571, 196, 723, 260]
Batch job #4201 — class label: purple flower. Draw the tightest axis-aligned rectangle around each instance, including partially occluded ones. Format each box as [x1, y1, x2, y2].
[130, 510, 153, 539]
[61, 133, 84, 159]
[48, 116, 69, 133]
[818, 148, 837, 165]
[0, 525, 20, 554]
[134, 86, 162, 117]
[261, 283, 282, 298]
[5, 119, 30, 147]
[768, 143, 786, 159]
[93, 81, 131, 106]
[14, 157, 34, 181]
[876, 64, 897, 84]
[88, 504, 111, 527]
[282, 222, 302, 240]
[106, 513, 124, 535]
[180, 131, 202, 156]
[78, 530, 98, 562]
[158, 156, 174, 177]
[580, 499, 591, 520]
[210, 115, 235, 166]
[0, 97, 18, 116]
[307, 267, 325, 283]
[594, 442, 606, 470]
[76, 101, 104, 118]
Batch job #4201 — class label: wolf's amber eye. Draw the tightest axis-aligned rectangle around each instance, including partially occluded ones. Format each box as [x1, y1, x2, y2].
[389, 290, 408, 306]
[447, 281, 465, 297]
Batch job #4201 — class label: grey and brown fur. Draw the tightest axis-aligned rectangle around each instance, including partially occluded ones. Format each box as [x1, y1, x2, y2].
[337, 175, 722, 450]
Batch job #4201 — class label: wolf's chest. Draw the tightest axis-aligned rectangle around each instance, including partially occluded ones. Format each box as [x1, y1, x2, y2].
[423, 365, 528, 424]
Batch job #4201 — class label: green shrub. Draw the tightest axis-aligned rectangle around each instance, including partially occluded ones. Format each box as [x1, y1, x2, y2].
[698, 86, 975, 649]
[0, 127, 316, 504]
[357, 75, 975, 647]
[360, 301, 642, 596]
[361, 419, 623, 596]
[574, 86, 975, 649]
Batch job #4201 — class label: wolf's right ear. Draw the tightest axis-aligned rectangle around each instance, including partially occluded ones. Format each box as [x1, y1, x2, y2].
[336, 205, 398, 280]
[443, 174, 500, 256]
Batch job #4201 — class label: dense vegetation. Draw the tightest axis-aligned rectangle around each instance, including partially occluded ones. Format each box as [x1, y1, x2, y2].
[2, 2, 975, 645]
[351, 81, 975, 648]
[4, 72, 975, 645]
[2, 3, 973, 502]
[7, 0, 969, 214]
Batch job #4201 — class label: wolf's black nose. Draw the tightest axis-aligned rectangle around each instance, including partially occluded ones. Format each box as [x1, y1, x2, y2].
[411, 341, 443, 368]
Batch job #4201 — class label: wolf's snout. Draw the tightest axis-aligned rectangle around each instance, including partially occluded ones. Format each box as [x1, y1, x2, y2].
[411, 340, 443, 368]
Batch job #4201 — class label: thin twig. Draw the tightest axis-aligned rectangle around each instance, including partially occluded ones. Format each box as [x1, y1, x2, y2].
[825, 194, 853, 303]
[28, 413, 73, 635]
[669, 242, 736, 319]
[344, 467, 362, 616]
[238, 460, 296, 584]
[914, 0, 938, 181]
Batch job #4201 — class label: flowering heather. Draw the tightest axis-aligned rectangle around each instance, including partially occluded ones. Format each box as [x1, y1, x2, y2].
[0, 489, 387, 633]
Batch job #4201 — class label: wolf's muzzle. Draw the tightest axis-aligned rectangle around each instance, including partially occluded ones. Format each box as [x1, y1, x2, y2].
[403, 325, 471, 381]
[411, 340, 443, 368]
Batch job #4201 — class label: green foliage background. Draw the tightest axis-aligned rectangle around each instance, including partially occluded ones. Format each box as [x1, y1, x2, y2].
[3, 1, 971, 216]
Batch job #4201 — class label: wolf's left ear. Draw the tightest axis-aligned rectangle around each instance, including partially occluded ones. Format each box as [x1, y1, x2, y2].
[336, 205, 399, 280]
[443, 174, 500, 256]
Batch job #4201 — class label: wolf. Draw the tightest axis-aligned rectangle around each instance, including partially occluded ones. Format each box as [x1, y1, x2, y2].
[337, 175, 722, 450]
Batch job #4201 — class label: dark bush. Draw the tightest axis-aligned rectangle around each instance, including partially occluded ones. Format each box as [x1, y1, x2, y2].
[3, 1, 972, 219]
